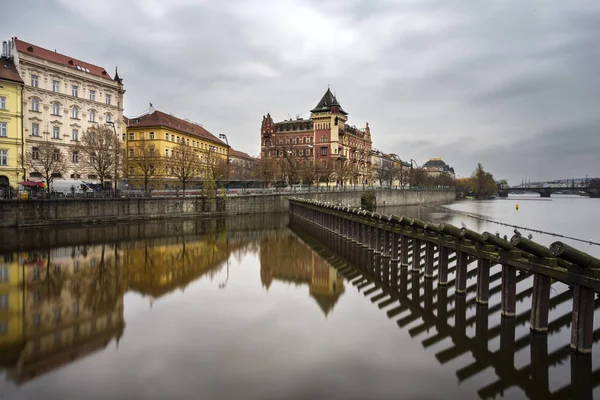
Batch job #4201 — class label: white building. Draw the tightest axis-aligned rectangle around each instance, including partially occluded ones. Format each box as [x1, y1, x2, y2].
[6, 37, 125, 184]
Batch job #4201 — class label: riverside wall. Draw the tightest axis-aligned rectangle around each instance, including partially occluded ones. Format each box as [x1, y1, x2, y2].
[0, 189, 455, 228]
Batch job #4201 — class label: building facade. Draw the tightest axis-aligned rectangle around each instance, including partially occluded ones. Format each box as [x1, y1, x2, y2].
[125, 107, 228, 190]
[6, 37, 124, 183]
[422, 158, 455, 178]
[0, 50, 25, 192]
[260, 89, 372, 185]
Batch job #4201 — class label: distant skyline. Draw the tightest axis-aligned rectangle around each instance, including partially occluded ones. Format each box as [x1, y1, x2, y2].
[3, 0, 600, 184]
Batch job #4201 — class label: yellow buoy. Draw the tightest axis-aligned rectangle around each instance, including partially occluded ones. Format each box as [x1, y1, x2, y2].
[515, 204, 519, 210]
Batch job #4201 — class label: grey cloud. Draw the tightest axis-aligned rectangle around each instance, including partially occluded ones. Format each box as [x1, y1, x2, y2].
[2, 0, 600, 182]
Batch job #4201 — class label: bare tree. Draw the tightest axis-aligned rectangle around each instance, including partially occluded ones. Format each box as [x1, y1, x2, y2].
[26, 141, 66, 194]
[204, 149, 228, 197]
[129, 139, 163, 192]
[334, 159, 352, 188]
[170, 141, 200, 195]
[77, 124, 120, 188]
[254, 157, 279, 187]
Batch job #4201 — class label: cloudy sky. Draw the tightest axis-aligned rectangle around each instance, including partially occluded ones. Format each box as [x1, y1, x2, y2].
[3, 0, 600, 183]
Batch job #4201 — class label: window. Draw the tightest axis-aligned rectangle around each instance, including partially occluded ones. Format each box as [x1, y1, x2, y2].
[122, 133, 125, 141]
[165, 149, 169, 157]
[32, 123, 39, 136]
[176, 136, 180, 143]
[31, 98, 39, 112]
[0, 96, 5, 110]
[149, 132, 155, 140]
[52, 80, 59, 92]
[72, 106, 79, 119]
[31, 74, 38, 87]
[303, 137, 306, 144]
[186, 138, 189, 146]
[74, 302, 79, 316]
[171, 135, 174, 142]
[129, 133, 134, 140]
[165, 133, 169, 140]
[0, 150, 6, 166]
[89, 110, 96, 122]
[89, 90, 95, 101]
[129, 166, 134, 175]
[320, 147, 327, 156]
[106, 114, 111, 123]
[0, 122, 6, 137]
[106, 94, 111, 105]
[52, 102, 60, 116]
[321, 135, 327, 143]
[33, 314, 41, 328]
[32, 147, 39, 160]
[129, 148, 134, 158]
[72, 129, 78, 141]
[72, 85, 78, 97]
[72, 151, 79, 162]
[53, 149, 61, 161]
[53, 126, 60, 139]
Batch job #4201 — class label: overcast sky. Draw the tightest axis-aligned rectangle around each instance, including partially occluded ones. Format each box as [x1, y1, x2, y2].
[3, 0, 600, 183]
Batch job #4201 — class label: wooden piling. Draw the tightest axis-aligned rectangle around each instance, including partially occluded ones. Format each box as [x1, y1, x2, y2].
[438, 246, 449, 285]
[571, 285, 595, 354]
[476, 258, 491, 304]
[401, 235, 410, 267]
[391, 233, 400, 262]
[425, 242, 435, 278]
[501, 264, 517, 317]
[455, 251, 468, 294]
[530, 273, 551, 332]
[411, 239, 422, 272]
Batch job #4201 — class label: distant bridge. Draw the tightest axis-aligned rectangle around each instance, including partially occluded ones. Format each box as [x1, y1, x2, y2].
[498, 186, 600, 198]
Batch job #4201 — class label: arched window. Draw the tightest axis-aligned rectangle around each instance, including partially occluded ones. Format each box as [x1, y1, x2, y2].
[265, 139, 272, 146]
[89, 110, 96, 122]
[31, 98, 39, 112]
[295, 138, 299, 144]
[106, 113, 112, 123]
[303, 137, 307, 144]
[52, 102, 60, 116]
[72, 106, 79, 119]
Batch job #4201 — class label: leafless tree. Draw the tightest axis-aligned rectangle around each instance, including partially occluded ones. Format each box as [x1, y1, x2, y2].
[128, 139, 163, 192]
[77, 124, 120, 188]
[25, 141, 66, 194]
[169, 141, 200, 194]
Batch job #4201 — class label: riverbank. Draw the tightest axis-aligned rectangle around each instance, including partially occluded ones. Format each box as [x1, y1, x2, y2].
[0, 189, 455, 228]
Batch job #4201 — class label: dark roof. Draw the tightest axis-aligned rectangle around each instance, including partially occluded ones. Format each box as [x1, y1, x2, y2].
[128, 110, 226, 146]
[423, 158, 448, 168]
[15, 39, 113, 81]
[0, 57, 23, 84]
[311, 88, 347, 115]
[230, 149, 255, 161]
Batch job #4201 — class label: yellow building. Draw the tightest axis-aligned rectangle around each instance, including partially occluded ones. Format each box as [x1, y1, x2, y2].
[0, 253, 25, 366]
[124, 106, 229, 190]
[0, 54, 25, 192]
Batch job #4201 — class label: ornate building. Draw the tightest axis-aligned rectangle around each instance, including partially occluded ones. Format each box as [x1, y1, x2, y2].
[260, 88, 372, 185]
[0, 48, 25, 191]
[6, 37, 125, 183]
[422, 157, 455, 178]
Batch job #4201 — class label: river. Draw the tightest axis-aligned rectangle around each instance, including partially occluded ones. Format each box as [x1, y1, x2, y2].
[0, 195, 598, 399]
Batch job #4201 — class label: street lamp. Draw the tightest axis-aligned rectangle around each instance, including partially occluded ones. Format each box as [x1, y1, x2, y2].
[106, 121, 119, 193]
[218, 134, 230, 190]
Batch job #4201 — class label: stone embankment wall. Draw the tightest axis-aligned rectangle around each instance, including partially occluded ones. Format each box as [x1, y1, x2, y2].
[0, 189, 455, 228]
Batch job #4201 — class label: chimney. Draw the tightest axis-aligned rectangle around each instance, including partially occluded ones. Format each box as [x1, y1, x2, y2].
[1, 41, 6, 58]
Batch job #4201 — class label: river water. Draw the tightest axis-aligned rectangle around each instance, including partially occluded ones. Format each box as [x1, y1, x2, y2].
[0, 195, 598, 399]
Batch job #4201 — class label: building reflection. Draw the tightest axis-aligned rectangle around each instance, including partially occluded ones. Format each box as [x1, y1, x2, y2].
[0, 245, 125, 384]
[259, 234, 345, 316]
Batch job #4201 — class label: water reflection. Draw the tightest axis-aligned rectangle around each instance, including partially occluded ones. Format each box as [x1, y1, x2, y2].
[260, 234, 345, 315]
[0, 215, 344, 388]
[0, 246, 125, 385]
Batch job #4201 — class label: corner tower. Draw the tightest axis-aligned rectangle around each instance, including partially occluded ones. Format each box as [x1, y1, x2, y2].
[310, 88, 348, 160]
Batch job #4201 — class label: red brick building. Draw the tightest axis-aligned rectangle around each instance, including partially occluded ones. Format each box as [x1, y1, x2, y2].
[260, 89, 372, 184]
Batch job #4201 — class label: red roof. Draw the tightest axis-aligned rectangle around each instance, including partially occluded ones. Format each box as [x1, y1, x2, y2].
[15, 39, 114, 81]
[230, 149, 255, 161]
[128, 110, 226, 145]
[0, 57, 23, 84]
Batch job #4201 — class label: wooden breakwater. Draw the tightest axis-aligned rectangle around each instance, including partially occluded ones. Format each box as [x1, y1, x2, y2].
[289, 198, 600, 354]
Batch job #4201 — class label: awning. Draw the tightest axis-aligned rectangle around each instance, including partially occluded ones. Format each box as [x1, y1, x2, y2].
[18, 181, 46, 188]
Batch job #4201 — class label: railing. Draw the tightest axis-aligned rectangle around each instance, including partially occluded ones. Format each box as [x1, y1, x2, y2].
[288, 198, 600, 355]
[290, 221, 599, 399]
[5, 185, 455, 200]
